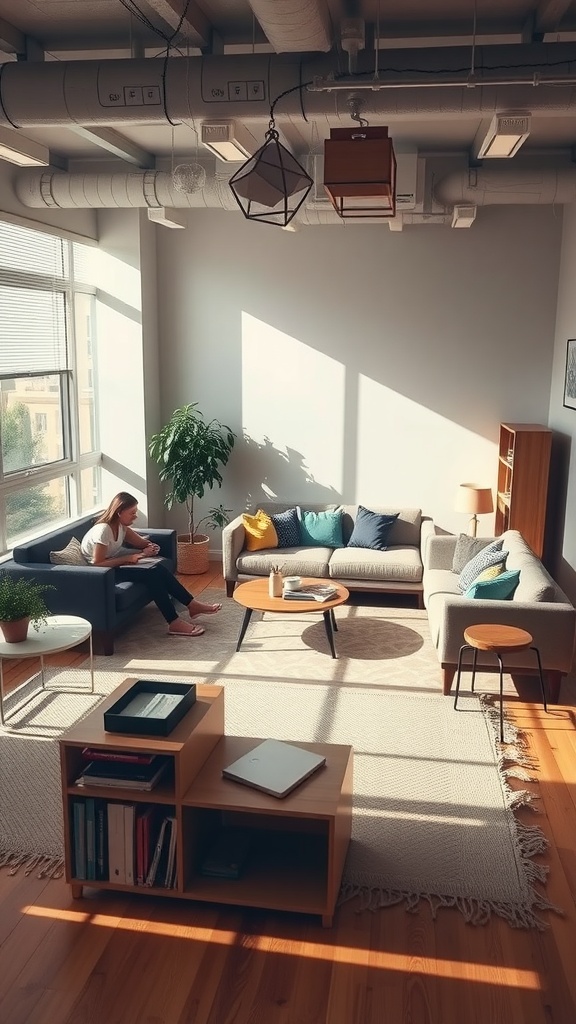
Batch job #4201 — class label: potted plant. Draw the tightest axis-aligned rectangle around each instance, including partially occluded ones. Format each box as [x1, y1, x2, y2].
[0, 573, 54, 643]
[149, 403, 236, 574]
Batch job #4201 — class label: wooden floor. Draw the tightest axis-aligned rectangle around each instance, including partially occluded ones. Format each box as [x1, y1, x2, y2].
[0, 564, 575, 1024]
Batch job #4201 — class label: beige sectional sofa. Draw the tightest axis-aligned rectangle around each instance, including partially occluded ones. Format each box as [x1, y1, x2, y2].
[223, 502, 435, 606]
[424, 529, 576, 703]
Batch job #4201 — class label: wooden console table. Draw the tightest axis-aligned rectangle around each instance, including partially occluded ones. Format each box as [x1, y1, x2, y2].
[59, 677, 353, 926]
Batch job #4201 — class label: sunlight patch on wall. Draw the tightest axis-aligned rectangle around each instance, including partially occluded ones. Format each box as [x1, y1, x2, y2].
[357, 375, 495, 531]
[241, 313, 345, 495]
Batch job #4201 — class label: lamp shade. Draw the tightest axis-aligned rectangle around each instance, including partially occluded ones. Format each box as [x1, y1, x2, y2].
[455, 484, 494, 515]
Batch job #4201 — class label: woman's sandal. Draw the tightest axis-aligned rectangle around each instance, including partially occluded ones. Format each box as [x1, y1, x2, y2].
[189, 602, 222, 619]
[168, 622, 205, 637]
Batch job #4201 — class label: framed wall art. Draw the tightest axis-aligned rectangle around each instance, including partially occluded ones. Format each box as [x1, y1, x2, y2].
[563, 339, 576, 410]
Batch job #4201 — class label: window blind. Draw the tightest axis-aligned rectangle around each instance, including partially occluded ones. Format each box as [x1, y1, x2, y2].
[0, 220, 68, 374]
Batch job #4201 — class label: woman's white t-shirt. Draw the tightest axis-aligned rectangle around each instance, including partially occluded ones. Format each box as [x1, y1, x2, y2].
[81, 523, 126, 563]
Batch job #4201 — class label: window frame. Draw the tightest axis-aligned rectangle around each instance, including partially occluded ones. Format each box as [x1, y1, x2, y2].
[0, 222, 102, 555]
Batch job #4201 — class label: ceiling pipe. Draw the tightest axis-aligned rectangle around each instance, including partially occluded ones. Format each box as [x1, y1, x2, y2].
[15, 163, 576, 218]
[246, 0, 332, 53]
[2, 45, 576, 131]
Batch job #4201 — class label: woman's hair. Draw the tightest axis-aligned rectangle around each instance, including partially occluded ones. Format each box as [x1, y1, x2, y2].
[95, 491, 138, 525]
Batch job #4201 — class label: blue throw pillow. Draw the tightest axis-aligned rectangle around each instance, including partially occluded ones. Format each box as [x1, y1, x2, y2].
[298, 508, 344, 548]
[464, 569, 521, 600]
[347, 506, 399, 551]
[458, 540, 507, 592]
[270, 508, 300, 548]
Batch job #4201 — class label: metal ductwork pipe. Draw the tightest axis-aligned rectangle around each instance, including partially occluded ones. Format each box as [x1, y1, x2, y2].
[3, 45, 576, 131]
[15, 163, 576, 215]
[247, 0, 332, 52]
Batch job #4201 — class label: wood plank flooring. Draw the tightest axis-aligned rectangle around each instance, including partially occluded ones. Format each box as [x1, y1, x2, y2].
[0, 564, 575, 1024]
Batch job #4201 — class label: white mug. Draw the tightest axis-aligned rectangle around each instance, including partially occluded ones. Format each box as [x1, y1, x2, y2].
[283, 576, 301, 591]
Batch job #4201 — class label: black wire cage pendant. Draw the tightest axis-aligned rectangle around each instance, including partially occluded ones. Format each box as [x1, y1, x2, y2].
[229, 125, 313, 227]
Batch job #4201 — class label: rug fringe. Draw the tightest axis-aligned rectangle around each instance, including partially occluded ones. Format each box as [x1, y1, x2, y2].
[0, 849, 64, 879]
[339, 696, 563, 930]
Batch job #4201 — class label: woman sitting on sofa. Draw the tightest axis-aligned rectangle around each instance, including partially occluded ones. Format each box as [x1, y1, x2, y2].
[81, 492, 221, 637]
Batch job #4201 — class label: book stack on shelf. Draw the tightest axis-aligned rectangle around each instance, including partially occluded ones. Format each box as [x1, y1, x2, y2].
[70, 748, 177, 888]
[282, 583, 338, 602]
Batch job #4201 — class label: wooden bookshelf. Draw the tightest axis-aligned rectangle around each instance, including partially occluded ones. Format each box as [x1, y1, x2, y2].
[59, 678, 353, 926]
[495, 422, 552, 557]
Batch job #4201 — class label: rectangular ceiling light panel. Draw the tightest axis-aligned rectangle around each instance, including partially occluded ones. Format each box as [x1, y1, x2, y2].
[0, 126, 50, 166]
[200, 121, 256, 162]
[477, 113, 531, 159]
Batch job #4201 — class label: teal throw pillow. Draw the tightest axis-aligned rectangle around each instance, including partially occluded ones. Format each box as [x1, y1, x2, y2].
[347, 506, 399, 551]
[298, 509, 344, 548]
[464, 569, 521, 600]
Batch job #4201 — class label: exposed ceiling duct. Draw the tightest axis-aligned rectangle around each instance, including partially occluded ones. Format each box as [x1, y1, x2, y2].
[15, 164, 576, 225]
[246, 0, 332, 53]
[2, 46, 576, 132]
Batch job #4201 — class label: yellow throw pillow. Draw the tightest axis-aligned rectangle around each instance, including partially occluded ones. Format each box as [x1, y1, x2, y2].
[472, 561, 506, 585]
[242, 510, 278, 551]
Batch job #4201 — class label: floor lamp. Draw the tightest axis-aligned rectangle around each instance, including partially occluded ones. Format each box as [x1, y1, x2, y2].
[455, 484, 494, 537]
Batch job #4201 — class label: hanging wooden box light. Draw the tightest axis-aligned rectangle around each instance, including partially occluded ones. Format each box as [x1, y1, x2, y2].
[323, 126, 397, 218]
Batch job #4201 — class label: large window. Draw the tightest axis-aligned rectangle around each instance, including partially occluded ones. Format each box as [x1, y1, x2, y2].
[0, 220, 101, 554]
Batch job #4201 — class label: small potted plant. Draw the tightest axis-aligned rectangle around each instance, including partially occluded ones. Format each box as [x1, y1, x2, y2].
[149, 403, 236, 574]
[0, 573, 54, 643]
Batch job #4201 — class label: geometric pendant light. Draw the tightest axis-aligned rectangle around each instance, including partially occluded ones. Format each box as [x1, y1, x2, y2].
[229, 123, 313, 227]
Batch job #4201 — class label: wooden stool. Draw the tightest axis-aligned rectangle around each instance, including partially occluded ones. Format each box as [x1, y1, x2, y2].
[453, 624, 548, 742]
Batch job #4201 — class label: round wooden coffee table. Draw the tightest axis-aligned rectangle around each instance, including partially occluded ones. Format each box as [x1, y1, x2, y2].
[233, 578, 349, 659]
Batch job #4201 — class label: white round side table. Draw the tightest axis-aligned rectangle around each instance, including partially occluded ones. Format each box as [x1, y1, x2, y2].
[0, 614, 94, 727]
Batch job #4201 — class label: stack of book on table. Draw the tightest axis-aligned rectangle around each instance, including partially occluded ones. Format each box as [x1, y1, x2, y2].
[75, 748, 169, 791]
[282, 582, 338, 602]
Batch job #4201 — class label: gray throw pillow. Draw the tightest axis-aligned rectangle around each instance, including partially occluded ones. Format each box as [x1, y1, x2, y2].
[49, 537, 88, 565]
[458, 541, 507, 593]
[451, 534, 496, 574]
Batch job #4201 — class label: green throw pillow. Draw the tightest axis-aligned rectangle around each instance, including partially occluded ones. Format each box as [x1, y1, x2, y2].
[298, 508, 344, 548]
[464, 569, 520, 600]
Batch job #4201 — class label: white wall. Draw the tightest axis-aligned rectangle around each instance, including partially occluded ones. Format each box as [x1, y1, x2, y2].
[155, 204, 561, 540]
[548, 203, 576, 602]
[95, 208, 162, 527]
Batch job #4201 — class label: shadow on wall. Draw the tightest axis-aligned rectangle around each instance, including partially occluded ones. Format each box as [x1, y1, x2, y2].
[229, 431, 341, 511]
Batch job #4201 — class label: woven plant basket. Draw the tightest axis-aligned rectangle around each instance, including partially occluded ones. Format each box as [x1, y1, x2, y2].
[177, 534, 210, 575]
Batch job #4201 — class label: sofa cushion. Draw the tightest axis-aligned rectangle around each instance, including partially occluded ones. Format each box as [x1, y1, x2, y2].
[298, 508, 344, 548]
[49, 537, 88, 566]
[458, 541, 506, 592]
[270, 508, 300, 548]
[347, 507, 399, 551]
[340, 506, 422, 547]
[452, 534, 495, 574]
[502, 530, 557, 601]
[237, 547, 332, 579]
[242, 510, 278, 551]
[329, 545, 423, 583]
[464, 569, 521, 600]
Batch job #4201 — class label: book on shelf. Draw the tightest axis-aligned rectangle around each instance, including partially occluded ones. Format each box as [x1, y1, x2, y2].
[200, 828, 253, 880]
[107, 803, 126, 883]
[81, 747, 157, 766]
[75, 756, 169, 791]
[95, 801, 108, 881]
[146, 817, 168, 887]
[282, 583, 338, 602]
[72, 800, 87, 880]
[85, 797, 97, 882]
[124, 804, 136, 886]
[136, 805, 157, 886]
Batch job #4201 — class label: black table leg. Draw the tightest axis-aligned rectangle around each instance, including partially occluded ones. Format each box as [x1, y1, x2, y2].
[323, 610, 337, 659]
[236, 608, 253, 652]
[330, 608, 338, 632]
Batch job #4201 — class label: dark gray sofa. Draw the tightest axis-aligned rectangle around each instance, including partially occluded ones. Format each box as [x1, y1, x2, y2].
[1, 513, 177, 655]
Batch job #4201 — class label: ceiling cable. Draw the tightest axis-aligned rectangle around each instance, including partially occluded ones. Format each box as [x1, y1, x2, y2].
[470, 0, 477, 78]
[375, 0, 381, 80]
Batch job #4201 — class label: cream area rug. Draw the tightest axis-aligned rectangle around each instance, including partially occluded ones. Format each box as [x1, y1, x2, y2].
[0, 592, 556, 929]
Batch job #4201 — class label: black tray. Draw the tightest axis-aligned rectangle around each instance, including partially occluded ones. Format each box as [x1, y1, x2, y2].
[103, 679, 196, 736]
